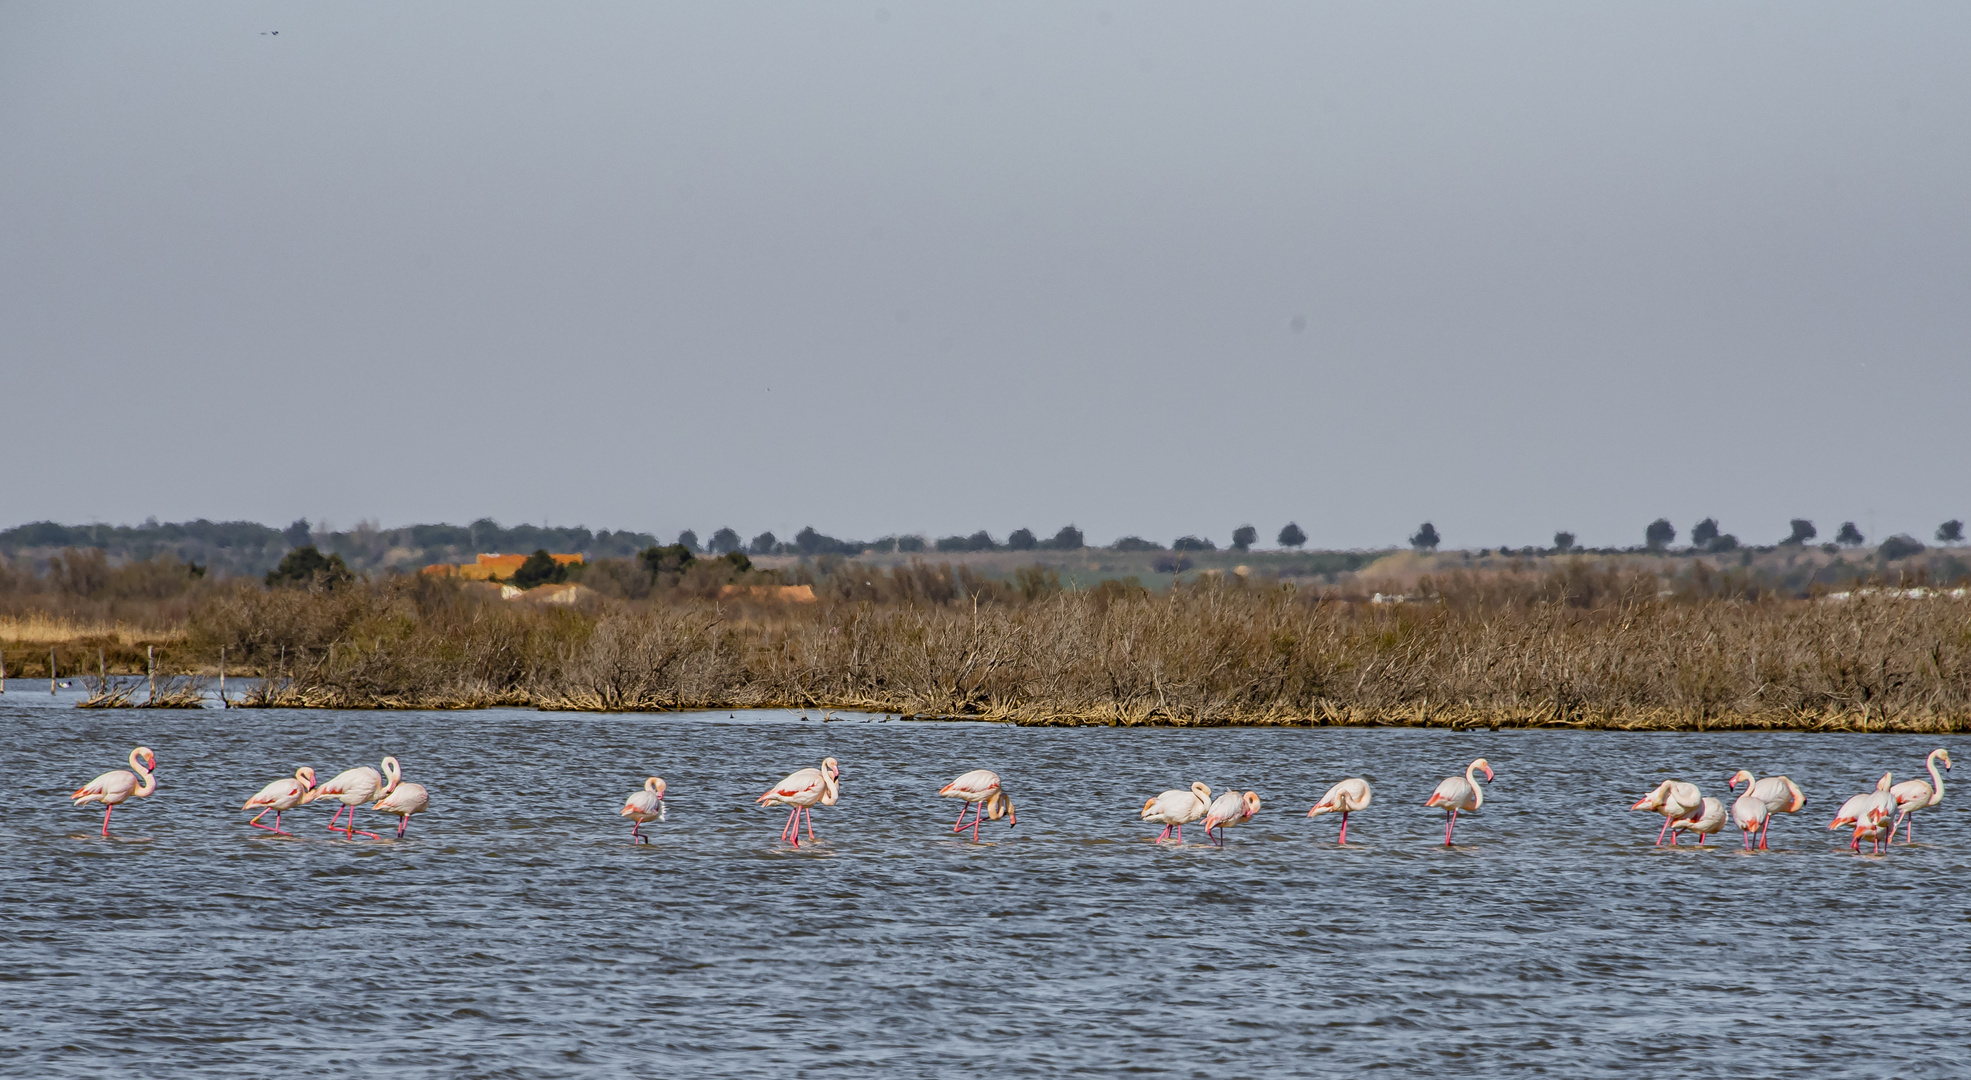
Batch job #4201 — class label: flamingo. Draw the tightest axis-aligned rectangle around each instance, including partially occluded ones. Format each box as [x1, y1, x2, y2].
[373, 776, 430, 839]
[1425, 759, 1492, 845]
[1888, 749, 1951, 843]
[1731, 789, 1770, 851]
[1202, 790, 1261, 847]
[1668, 796, 1726, 846]
[1141, 782, 1212, 843]
[1830, 772, 1896, 851]
[1631, 779, 1704, 846]
[756, 757, 840, 847]
[242, 766, 317, 835]
[307, 755, 399, 840]
[621, 777, 667, 844]
[70, 746, 157, 837]
[1306, 777, 1373, 845]
[1851, 808, 1895, 855]
[938, 769, 1016, 843]
[1725, 770, 1806, 848]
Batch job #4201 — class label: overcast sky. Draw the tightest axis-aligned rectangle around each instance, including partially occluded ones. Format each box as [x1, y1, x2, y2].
[3, 2, 1966, 550]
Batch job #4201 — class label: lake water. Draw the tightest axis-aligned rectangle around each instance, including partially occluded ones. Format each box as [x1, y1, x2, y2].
[2, 695, 1964, 1077]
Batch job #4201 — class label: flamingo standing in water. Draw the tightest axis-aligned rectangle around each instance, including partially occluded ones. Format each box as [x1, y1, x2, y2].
[1731, 789, 1770, 851]
[1307, 777, 1373, 845]
[1830, 772, 1896, 852]
[1425, 759, 1492, 845]
[1725, 770, 1806, 848]
[1632, 780, 1704, 846]
[373, 771, 430, 839]
[242, 766, 317, 834]
[307, 756, 399, 840]
[620, 777, 667, 844]
[71, 746, 157, 837]
[1201, 790, 1260, 847]
[938, 769, 1016, 843]
[1888, 749, 1951, 843]
[1141, 782, 1212, 843]
[757, 757, 840, 847]
[1668, 796, 1726, 846]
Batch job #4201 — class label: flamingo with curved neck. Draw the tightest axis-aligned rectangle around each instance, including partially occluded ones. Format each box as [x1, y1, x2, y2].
[307, 755, 399, 840]
[1726, 769, 1806, 848]
[1632, 780, 1705, 846]
[1426, 759, 1492, 845]
[939, 770, 1016, 843]
[621, 777, 667, 844]
[1308, 777, 1373, 845]
[1888, 749, 1951, 843]
[243, 766, 317, 835]
[71, 746, 157, 837]
[1141, 782, 1212, 843]
[757, 757, 841, 847]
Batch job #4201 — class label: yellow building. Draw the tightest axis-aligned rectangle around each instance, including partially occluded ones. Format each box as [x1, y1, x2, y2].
[422, 552, 585, 581]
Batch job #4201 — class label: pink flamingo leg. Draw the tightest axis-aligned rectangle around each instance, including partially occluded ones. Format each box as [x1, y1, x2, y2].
[1173, 824, 1183, 844]
[953, 804, 974, 832]
[343, 808, 379, 841]
[326, 804, 348, 831]
[1338, 811, 1349, 845]
[1155, 824, 1171, 842]
[397, 817, 410, 839]
[101, 805, 113, 837]
[1654, 817, 1672, 846]
[1444, 808, 1459, 845]
[803, 806, 816, 844]
[783, 806, 800, 845]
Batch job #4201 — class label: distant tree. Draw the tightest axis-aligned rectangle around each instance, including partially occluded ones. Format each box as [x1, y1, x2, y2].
[966, 530, 997, 552]
[1691, 518, 1719, 548]
[1783, 519, 1817, 546]
[1938, 520, 1965, 545]
[897, 535, 926, 553]
[676, 530, 701, 553]
[708, 527, 742, 555]
[1836, 521, 1864, 546]
[935, 535, 968, 552]
[509, 549, 569, 589]
[1879, 534, 1926, 561]
[265, 544, 352, 589]
[1277, 522, 1307, 549]
[747, 531, 778, 555]
[282, 518, 312, 548]
[1410, 522, 1440, 551]
[1172, 536, 1216, 552]
[721, 551, 754, 573]
[1645, 518, 1676, 550]
[1708, 533, 1740, 553]
[1007, 527, 1037, 551]
[1552, 531, 1576, 553]
[1041, 525, 1085, 551]
[1230, 525, 1258, 552]
[639, 543, 695, 579]
[1111, 536, 1164, 552]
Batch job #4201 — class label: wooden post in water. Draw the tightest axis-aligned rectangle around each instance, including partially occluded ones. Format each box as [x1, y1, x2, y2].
[99, 649, 106, 694]
[52, 648, 58, 695]
[147, 645, 156, 702]
[219, 645, 227, 707]
[1, 647, 7, 693]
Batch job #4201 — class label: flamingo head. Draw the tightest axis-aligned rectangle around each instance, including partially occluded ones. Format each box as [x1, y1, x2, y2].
[1307, 801, 1330, 818]
[822, 757, 841, 781]
[988, 792, 1015, 827]
[295, 766, 317, 789]
[135, 747, 157, 771]
[1470, 758, 1494, 783]
[1875, 771, 1893, 791]
[1241, 791, 1262, 820]
[1141, 797, 1159, 818]
[1727, 769, 1754, 791]
[1191, 782, 1213, 806]
[646, 776, 667, 798]
[1940, 751, 1954, 771]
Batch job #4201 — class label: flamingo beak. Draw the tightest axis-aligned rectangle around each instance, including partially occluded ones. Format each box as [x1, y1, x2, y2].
[1482, 766, 1494, 782]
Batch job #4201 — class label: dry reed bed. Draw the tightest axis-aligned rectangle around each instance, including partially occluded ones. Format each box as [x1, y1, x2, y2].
[173, 577, 1971, 731]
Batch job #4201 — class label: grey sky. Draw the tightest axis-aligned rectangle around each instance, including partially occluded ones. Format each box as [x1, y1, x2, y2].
[3, 2, 1966, 550]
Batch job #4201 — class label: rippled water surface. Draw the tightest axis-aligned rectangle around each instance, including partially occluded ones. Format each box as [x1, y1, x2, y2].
[3, 694, 1966, 1077]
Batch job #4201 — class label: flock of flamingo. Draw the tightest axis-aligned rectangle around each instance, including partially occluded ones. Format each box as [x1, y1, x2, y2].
[67, 745, 1950, 852]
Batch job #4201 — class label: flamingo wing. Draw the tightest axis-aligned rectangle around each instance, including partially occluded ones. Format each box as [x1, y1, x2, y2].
[377, 783, 429, 816]
[1426, 776, 1472, 810]
[244, 777, 300, 809]
[939, 770, 1001, 800]
[760, 768, 822, 805]
[72, 770, 135, 805]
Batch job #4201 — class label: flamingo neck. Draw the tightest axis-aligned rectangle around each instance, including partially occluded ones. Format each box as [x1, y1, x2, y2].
[130, 756, 155, 797]
[1925, 752, 1945, 805]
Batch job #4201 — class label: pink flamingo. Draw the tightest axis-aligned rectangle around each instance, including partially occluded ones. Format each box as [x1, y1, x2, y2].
[1202, 790, 1261, 847]
[1307, 777, 1373, 845]
[1631, 780, 1704, 845]
[1140, 782, 1212, 843]
[621, 777, 667, 844]
[1731, 790, 1769, 851]
[1830, 772, 1896, 852]
[1668, 796, 1726, 845]
[373, 776, 430, 839]
[1425, 759, 1492, 845]
[1888, 749, 1950, 843]
[307, 755, 399, 840]
[938, 769, 1016, 842]
[757, 757, 840, 847]
[70, 746, 157, 836]
[242, 766, 317, 834]
[1725, 770, 1806, 848]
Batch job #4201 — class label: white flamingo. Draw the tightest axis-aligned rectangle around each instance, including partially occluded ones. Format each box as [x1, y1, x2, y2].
[1425, 759, 1492, 845]
[373, 776, 430, 839]
[71, 746, 157, 837]
[1888, 749, 1951, 843]
[757, 757, 840, 847]
[1731, 790, 1770, 851]
[1631, 780, 1704, 846]
[1725, 770, 1806, 848]
[938, 769, 1016, 843]
[620, 776, 667, 844]
[1306, 777, 1373, 845]
[1668, 796, 1726, 846]
[1141, 782, 1212, 843]
[1830, 772, 1896, 852]
[1201, 790, 1261, 847]
[242, 766, 317, 835]
[307, 755, 399, 840]
[1851, 808, 1895, 854]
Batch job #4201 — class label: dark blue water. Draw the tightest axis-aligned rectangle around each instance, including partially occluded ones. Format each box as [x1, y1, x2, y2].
[3, 695, 1965, 1077]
